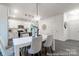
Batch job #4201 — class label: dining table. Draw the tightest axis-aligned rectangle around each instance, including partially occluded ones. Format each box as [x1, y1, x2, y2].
[13, 35, 47, 56]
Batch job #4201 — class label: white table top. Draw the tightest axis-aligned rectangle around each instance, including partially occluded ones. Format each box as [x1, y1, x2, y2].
[13, 35, 47, 46]
[13, 37, 32, 46]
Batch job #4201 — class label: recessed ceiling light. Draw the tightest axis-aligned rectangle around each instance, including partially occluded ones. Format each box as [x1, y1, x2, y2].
[14, 9, 19, 14]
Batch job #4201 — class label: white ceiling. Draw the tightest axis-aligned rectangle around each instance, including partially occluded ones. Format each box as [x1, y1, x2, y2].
[6, 3, 79, 20]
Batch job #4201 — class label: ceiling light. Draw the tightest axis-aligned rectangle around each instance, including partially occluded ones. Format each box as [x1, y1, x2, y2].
[34, 15, 40, 21]
[33, 3, 41, 21]
[14, 9, 19, 14]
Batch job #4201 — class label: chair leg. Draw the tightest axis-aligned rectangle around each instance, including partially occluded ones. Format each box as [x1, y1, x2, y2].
[38, 52, 40, 56]
[40, 51, 42, 56]
[49, 47, 52, 53]
[44, 47, 46, 55]
[50, 46, 53, 53]
[45, 47, 48, 56]
[41, 47, 45, 55]
[26, 49, 28, 56]
[48, 47, 53, 56]
[43, 46, 53, 56]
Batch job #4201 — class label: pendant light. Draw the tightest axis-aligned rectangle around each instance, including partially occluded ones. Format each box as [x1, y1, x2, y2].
[34, 3, 40, 21]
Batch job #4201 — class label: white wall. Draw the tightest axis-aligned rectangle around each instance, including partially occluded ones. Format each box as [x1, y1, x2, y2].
[64, 11, 79, 41]
[39, 14, 64, 41]
[65, 20, 79, 40]
[0, 5, 8, 47]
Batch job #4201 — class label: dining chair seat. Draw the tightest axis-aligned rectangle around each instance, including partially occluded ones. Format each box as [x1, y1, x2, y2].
[28, 48, 38, 54]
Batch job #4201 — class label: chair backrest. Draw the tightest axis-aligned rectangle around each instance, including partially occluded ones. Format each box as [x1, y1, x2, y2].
[21, 33, 29, 37]
[44, 35, 53, 47]
[42, 34, 47, 40]
[12, 29, 18, 38]
[0, 36, 6, 56]
[31, 36, 42, 53]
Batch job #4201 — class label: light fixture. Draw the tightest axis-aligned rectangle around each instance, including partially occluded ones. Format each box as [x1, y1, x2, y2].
[33, 3, 40, 21]
[34, 15, 40, 21]
[12, 9, 18, 18]
[14, 9, 19, 14]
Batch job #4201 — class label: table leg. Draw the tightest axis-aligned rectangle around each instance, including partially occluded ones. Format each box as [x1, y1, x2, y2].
[52, 39, 55, 51]
[14, 46, 20, 56]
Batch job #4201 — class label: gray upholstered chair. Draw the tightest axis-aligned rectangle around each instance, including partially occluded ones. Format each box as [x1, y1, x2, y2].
[27, 36, 42, 56]
[43, 35, 53, 55]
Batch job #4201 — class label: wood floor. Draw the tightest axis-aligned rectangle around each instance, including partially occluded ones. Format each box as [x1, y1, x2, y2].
[19, 39, 79, 56]
[55, 40, 79, 56]
[1, 39, 79, 56]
